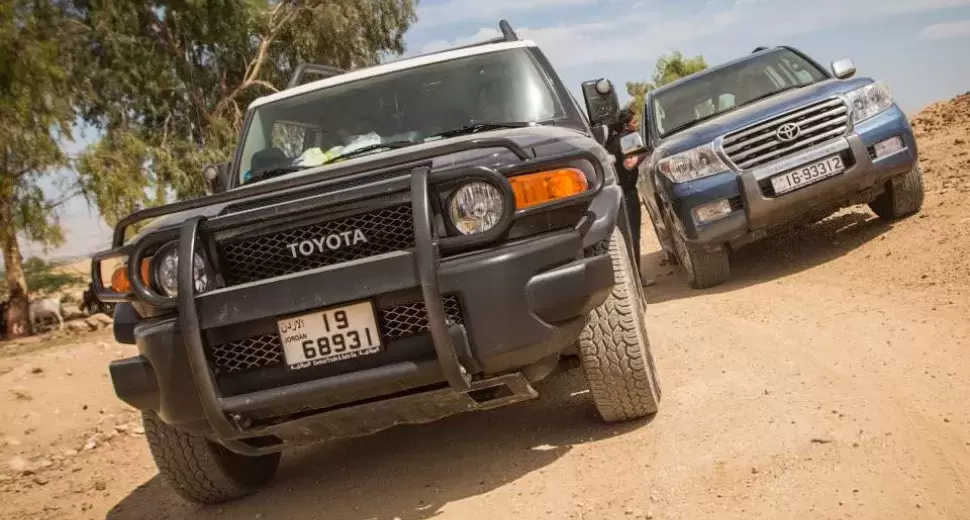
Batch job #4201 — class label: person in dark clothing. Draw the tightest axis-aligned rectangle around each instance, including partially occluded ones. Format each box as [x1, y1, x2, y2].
[605, 108, 653, 287]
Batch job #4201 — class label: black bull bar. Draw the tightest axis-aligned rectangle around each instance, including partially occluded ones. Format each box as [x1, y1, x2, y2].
[92, 137, 609, 446]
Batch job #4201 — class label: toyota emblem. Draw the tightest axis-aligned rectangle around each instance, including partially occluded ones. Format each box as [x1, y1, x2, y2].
[775, 122, 801, 142]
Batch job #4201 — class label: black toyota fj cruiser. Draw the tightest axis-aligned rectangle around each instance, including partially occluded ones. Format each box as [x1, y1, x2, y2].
[92, 21, 661, 504]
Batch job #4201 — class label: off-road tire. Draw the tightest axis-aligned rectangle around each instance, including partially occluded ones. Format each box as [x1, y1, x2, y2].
[672, 231, 730, 290]
[869, 163, 925, 220]
[578, 229, 662, 422]
[142, 410, 280, 504]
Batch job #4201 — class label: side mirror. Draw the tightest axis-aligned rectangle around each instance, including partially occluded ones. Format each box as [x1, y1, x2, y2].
[620, 132, 646, 156]
[831, 58, 856, 79]
[203, 162, 230, 194]
[581, 78, 620, 127]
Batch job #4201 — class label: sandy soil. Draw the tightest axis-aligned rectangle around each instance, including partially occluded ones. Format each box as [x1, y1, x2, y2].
[1, 94, 969, 520]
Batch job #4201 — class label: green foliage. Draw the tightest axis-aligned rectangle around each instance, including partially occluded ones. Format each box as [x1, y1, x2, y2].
[0, 257, 84, 300]
[0, 0, 76, 245]
[626, 51, 708, 120]
[653, 52, 708, 88]
[0, 0, 78, 337]
[71, 0, 419, 227]
[626, 81, 654, 116]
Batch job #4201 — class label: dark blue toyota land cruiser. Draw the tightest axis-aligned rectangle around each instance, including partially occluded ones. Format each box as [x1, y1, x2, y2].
[629, 46, 923, 289]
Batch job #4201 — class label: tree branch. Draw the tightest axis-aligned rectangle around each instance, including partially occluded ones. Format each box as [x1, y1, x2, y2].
[160, 113, 172, 149]
[250, 80, 279, 93]
[212, 3, 298, 118]
[42, 189, 83, 212]
[158, 10, 213, 128]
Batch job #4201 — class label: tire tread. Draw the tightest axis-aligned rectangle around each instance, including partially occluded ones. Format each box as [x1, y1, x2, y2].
[578, 230, 661, 422]
[869, 163, 925, 220]
[688, 247, 731, 290]
[142, 411, 279, 504]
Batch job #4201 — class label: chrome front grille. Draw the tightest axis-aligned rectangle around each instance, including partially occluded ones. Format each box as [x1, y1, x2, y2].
[721, 98, 850, 170]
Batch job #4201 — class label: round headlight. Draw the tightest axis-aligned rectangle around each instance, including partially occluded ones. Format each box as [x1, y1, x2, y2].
[447, 181, 505, 235]
[154, 245, 209, 298]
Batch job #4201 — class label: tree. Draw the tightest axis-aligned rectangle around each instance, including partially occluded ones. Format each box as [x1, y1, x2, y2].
[0, 257, 85, 301]
[0, 0, 77, 338]
[625, 81, 653, 119]
[652, 51, 707, 88]
[70, 0, 418, 231]
[625, 51, 708, 120]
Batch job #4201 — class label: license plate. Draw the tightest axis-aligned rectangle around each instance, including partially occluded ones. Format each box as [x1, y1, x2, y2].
[770, 155, 845, 195]
[276, 300, 383, 370]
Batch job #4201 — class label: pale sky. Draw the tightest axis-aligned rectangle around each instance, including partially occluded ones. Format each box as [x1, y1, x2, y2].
[17, 0, 970, 263]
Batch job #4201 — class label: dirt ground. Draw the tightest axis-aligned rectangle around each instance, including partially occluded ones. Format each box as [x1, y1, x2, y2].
[2, 94, 969, 520]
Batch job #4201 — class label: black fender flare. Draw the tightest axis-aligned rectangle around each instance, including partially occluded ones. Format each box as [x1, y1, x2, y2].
[581, 184, 624, 249]
[113, 302, 139, 345]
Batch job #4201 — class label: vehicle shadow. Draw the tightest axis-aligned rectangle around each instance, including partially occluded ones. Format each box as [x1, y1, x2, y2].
[641, 208, 895, 304]
[105, 366, 648, 520]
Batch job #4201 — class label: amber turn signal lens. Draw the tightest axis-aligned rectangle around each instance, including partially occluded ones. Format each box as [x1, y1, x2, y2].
[508, 168, 589, 210]
[110, 259, 152, 293]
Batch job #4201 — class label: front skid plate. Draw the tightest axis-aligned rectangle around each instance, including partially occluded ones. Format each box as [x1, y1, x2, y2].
[237, 373, 538, 447]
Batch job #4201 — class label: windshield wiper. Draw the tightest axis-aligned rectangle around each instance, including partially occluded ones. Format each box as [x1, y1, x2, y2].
[664, 110, 734, 136]
[243, 164, 311, 185]
[428, 120, 535, 139]
[327, 140, 416, 163]
[739, 84, 806, 109]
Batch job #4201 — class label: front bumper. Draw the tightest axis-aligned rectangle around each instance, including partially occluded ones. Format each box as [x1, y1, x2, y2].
[106, 141, 622, 455]
[670, 105, 919, 249]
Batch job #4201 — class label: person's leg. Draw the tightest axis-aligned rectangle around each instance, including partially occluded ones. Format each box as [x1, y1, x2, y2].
[624, 188, 654, 286]
[623, 189, 641, 265]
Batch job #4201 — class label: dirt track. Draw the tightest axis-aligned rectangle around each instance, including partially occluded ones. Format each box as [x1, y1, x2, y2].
[2, 95, 970, 519]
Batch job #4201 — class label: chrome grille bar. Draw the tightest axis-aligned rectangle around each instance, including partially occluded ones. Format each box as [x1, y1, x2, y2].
[731, 115, 849, 163]
[721, 97, 851, 170]
[738, 126, 849, 169]
[722, 98, 845, 145]
[723, 106, 849, 154]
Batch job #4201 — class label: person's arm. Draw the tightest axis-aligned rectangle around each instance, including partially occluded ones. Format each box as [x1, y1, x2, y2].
[623, 154, 643, 170]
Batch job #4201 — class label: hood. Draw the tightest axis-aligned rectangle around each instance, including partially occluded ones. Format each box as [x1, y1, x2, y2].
[129, 125, 596, 241]
[655, 77, 873, 156]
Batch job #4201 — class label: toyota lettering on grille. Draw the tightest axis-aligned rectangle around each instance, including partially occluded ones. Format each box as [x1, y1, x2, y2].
[775, 122, 801, 142]
[287, 229, 368, 258]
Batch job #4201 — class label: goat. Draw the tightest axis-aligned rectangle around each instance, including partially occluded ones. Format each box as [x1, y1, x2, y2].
[80, 283, 99, 315]
[80, 282, 115, 316]
[29, 298, 64, 331]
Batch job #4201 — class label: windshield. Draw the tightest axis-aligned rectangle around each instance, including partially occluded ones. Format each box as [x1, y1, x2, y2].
[651, 49, 828, 138]
[236, 48, 564, 185]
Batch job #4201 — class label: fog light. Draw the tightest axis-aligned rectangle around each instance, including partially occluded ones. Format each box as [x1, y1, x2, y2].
[873, 136, 904, 158]
[693, 199, 733, 223]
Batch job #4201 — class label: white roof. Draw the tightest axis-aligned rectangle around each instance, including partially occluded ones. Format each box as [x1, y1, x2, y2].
[249, 39, 538, 109]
